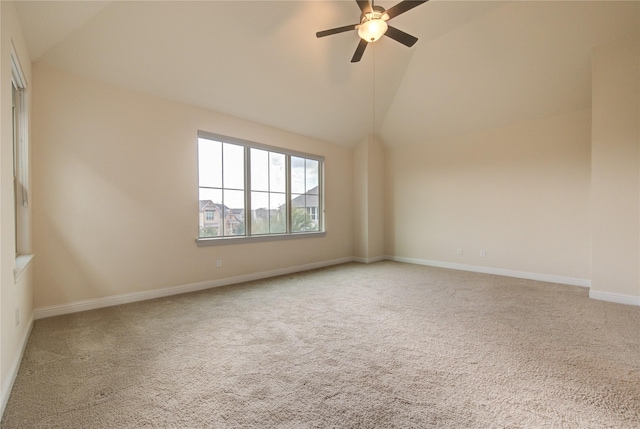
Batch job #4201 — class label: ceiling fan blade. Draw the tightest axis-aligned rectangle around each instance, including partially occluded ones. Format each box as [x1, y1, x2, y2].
[385, 25, 418, 47]
[316, 24, 358, 38]
[385, 0, 428, 20]
[356, 0, 372, 14]
[351, 39, 368, 63]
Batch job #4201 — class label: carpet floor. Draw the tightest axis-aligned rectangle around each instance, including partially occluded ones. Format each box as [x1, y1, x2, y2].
[2, 261, 639, 428]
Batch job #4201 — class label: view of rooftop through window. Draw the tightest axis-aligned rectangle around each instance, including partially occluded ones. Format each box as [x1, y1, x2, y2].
[198, 135, 322, 239]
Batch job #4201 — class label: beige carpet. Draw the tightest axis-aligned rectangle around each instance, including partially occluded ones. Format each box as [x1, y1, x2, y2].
[2, 261, 639, 428]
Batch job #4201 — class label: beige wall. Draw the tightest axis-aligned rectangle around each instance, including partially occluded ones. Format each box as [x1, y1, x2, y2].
[32, 64, 354, 310]
[591, 37, 640, 300]
[353, 135, 384, 262]
[1, 0, 34, 409]
[385, 109, 592, 281]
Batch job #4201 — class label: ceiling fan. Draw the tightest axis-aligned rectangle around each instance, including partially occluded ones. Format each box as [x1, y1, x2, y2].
[316, 0, 428, 63]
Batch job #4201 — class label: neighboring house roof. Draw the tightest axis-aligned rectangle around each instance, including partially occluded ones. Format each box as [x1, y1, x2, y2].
[230, 208, 245, 222]
[199, 200, 231, 213]
[200, 200, 226, 212]
[199, 200, 213, 211]
[291, 186, 319, 208]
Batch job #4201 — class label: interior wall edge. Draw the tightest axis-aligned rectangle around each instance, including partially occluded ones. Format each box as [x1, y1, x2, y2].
[0, 312, 33, 418]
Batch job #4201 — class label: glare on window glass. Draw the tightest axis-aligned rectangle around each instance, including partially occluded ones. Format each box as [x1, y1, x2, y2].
[199, 187, 222, 204]
[223, 189, 244, 211]
[306, 159, 319, 193]
[291, 156, 305, 194]
[270, 193, 286, 233]
[270, 152, 286, 193]
[251, 149, 269, 192]
[223, 143, 244, 190]
[198, 138, 222, 188]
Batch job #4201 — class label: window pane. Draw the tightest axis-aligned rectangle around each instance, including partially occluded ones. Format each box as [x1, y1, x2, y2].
[291, 191, 320, 233]
[223, 189, 245, 236]
[198, 138, 222, 188]
[199, 188, 222, 237]
[270, 152, 286, 193]
[306, 159, 319, 193]
[270, 193, 286, 234]
[200, 187, 222, 203]
[291, 194, 306, 232]
[306, 208, 319, 231]
[251, 148, 268, 192]
[223, 143, 244, 190]
[291, 156, 305, 194]
[292, 207, 308, 232]
[251, 191, 269, 235]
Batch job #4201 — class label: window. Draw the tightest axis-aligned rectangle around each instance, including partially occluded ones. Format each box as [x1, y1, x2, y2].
[11, 45, 33, 282]
[12, 48, 28, 254]
[197, 132, 324, 243]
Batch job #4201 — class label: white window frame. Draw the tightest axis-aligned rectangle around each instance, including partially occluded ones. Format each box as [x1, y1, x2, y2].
[196, 131, 325, 246]
[11, 44, 34, 282]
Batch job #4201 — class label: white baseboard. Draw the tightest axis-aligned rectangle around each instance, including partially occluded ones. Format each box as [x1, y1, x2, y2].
[34, 257, 355, 320]
[589, 290, 640, 306]
[387, 255, 592, 288]
[1, 312, 34, 417]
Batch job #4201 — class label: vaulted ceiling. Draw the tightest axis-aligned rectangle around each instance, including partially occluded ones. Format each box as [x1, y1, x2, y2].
[14, 1, 640, 147]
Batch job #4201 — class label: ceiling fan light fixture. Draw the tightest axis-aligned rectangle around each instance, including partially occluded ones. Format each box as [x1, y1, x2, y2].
[316, 0, 428, 62]
[357, 17, 388, 43]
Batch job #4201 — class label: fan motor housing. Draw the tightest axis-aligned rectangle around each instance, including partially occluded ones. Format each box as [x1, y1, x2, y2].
[360, 5, 389, 24]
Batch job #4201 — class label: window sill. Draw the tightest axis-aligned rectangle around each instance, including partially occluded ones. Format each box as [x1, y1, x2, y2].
[14, 254, 34, 283]
[196, 231, 326, 247]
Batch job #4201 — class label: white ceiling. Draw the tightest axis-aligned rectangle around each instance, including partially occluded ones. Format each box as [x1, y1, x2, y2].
[14, 0, 640, 147]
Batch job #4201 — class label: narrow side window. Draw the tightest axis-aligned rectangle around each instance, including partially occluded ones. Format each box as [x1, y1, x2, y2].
[11, 45, 29, 257]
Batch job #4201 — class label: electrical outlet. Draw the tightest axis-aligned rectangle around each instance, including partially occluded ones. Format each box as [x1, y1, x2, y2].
[480, 250, 487, 258]
[216, 259, 222, 268]
[15, 308, 19, 327]
[456, 248, 463, 256]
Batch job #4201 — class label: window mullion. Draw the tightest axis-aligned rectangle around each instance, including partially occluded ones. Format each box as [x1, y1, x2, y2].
[267, 151, 271, 233]
[245, 146, 251, 237]
[286, 155, 291, 234]
[12, 83, 18, 255]
[220, 143, 225, 236]
[318, 161, 324, 231]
